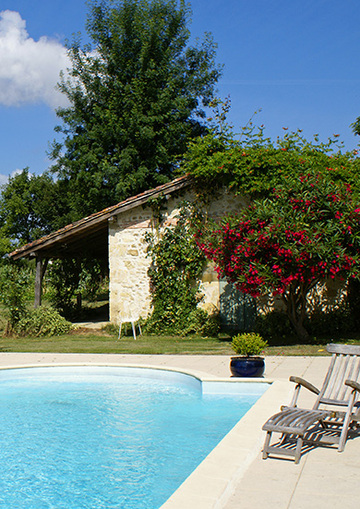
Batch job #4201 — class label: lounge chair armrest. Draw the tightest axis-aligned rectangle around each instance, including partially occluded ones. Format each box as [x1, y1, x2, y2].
[345, 379, 360, 393]
[289, 376, 320, 395]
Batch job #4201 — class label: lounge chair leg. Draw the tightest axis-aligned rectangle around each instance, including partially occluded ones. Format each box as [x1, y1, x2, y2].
[294, 436, 303, 464]
[339, 392, 357, 452]
[262, 431, 271, 459]
[338, 416, 351, 452]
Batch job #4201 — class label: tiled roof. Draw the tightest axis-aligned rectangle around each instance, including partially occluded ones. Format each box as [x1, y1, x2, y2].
[9, 175, 192, 260]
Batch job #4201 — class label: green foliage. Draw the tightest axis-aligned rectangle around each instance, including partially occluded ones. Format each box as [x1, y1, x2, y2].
[351, 116, 360, 137]
[306, 308, 356, 337]
[15, 306, 72, 337]
[231, 332, 268, 356]
[0, 262, 33, 332]
[255, 311, 294, 342]
[47, 258, 104, 318]
[183, 114, 360, 199]
[47, 259, 81, 317]
[198, 309, 221, 337]
[103, 323, 119, 336]
[348, 278, 360, 329]
[0, 169, 69, 246]
[145, 204, 209, 334]
[50, 0, 222, 218]
[77, 262, 103, 301]
[181, 308, 220, 337]
[255, 307, 358, 344]
[0, 232, 12, 259]
[0, 262, 71, 337]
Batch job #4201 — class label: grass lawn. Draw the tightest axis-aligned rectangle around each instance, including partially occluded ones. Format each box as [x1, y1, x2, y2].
[1, 296, 359, 356]
[0, 326, 359, 355]
[0, 328, 234, 355]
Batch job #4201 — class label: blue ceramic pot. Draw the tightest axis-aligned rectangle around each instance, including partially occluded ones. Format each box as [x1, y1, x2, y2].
[230, 356, 265, 377]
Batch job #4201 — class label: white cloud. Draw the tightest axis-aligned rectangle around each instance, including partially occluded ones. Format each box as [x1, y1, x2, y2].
[0, 10, 70, 108]
[0, 168, 28, 187]
[0, 173, 9, 186]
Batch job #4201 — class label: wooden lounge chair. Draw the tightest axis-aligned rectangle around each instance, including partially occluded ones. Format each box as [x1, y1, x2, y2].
[262, 344, 360, 463]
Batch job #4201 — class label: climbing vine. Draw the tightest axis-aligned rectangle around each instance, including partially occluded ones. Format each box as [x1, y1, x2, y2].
[145, 203, 219, 335]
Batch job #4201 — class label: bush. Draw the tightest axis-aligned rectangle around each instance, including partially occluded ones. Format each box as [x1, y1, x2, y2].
[254, 306, 358, 344]
[255, 311, 293, 342]
[16, 306, 72, 337]
[231, 332, 268, 356]
[306, 308, 356, 337]
[200, 311, 221, 337]
[0, 263, 33, 333]
[182, 309, 220, 336]
[348, 279, 360, 329]
[145, 307, 220, 337]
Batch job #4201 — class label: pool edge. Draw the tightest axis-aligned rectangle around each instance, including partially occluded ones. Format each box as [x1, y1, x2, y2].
[159, 378, 291, 509]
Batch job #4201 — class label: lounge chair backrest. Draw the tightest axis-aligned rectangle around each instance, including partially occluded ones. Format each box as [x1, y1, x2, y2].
[314, 344, 360, 408]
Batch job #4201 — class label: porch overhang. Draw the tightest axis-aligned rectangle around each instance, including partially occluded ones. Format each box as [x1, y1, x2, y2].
[8, 175, 192, 262]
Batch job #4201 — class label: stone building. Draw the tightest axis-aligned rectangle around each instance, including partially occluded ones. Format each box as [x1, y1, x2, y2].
[9, 176, 255, 328]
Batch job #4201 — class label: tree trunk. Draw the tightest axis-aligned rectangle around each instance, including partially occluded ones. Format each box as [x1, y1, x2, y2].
[283, 287, 311, 343]
[287, 315, 311, 343]
[34, 257, 48, 308]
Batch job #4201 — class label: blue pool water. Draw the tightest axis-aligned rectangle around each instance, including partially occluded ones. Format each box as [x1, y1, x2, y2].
[0, 366, 267, 508]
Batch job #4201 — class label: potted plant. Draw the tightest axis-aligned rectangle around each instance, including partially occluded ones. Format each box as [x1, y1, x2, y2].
[230, 332, 268, 377]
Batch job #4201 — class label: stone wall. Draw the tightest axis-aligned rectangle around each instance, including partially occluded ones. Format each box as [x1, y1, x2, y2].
[255, 277, 347, 317]
[109, 211, 153, 323]
[108, 188, 246, 323]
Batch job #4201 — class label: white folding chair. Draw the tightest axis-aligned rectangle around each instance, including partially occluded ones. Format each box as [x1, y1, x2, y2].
[118, 309, 142, 340]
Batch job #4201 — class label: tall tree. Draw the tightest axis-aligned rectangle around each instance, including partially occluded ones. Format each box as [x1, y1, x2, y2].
[352, 117, 360, 137]
[0, 169, 67, 246]
[50, 0, 222, 218]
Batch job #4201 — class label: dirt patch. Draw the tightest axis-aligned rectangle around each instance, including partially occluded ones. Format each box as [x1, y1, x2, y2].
[69, 327, 112, 336]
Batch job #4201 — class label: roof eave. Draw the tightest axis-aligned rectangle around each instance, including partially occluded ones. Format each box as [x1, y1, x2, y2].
[9, 175, 192, 260]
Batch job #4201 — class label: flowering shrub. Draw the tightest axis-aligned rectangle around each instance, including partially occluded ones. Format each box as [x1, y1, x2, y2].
[196, 171, 360, 342]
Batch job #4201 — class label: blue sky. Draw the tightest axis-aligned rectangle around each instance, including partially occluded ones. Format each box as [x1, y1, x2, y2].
[1, 0, 360, 186]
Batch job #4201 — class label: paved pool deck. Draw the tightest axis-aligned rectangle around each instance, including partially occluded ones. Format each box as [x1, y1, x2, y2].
[0, 353, 358, 509]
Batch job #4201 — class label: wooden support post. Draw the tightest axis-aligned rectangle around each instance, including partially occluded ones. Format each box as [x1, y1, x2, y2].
[34, 257, 48, 308]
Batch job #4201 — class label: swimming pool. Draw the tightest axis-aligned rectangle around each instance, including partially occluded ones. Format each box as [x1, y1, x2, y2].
[0, 366, 268, 508]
